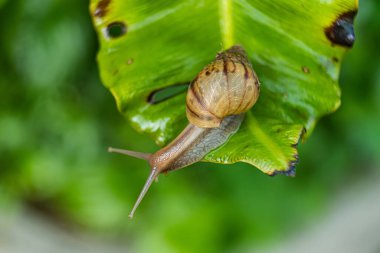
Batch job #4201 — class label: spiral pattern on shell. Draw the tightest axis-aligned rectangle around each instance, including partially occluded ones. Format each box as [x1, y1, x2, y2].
[186, 45, 260, 128]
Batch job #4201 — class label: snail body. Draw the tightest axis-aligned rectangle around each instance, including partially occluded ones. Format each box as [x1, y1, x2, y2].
[109, 45, 260, 218]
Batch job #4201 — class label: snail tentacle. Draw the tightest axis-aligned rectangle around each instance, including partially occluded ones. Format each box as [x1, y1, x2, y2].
[128, 167, 159, 219]
[108, 147, 151, 161]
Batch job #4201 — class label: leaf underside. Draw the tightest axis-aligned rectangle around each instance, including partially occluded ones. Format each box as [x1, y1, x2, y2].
[90, 0, 358, 175]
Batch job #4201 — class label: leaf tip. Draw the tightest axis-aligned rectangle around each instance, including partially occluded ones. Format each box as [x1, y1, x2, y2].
[268, 126, 306, 177]
[269, 154, 299, 177]
[93, 0, 111, 18]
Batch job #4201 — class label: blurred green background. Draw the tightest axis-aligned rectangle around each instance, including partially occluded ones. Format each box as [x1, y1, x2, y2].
[0, 0, 379, 253]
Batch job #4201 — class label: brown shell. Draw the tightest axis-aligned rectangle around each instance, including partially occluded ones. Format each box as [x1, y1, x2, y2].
[186, 45, 260, 128]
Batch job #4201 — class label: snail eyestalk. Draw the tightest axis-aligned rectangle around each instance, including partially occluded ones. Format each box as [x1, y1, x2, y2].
[108, 146, 151, 161]
[128, 167, 159, 219]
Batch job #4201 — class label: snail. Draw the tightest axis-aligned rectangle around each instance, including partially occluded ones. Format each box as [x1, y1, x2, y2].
[109, 45, 260, 218]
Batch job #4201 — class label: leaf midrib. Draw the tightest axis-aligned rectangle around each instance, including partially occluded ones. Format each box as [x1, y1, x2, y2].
[219, 0, 234, 48]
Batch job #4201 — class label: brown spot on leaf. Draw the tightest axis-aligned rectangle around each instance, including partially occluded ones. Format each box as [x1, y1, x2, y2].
[127, 58, 134, 65]
[302, 66, 310, 74]
[94, 0, 111, 18]
[332, 56, 339, 63]
[325, 10, 357, 48]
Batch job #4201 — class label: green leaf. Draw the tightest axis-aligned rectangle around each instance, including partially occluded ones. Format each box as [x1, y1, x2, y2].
[90, 0, 358, 175]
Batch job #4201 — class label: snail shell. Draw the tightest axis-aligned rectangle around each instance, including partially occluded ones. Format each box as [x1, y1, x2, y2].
[108, 45, 260, 218]
[186, 45, 260, 128]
